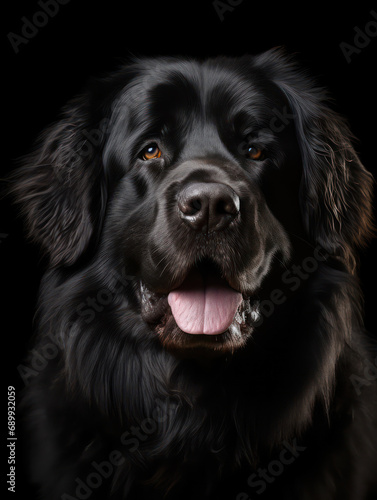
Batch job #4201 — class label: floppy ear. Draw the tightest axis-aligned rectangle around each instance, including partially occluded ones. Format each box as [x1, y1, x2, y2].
[10, 94, 109, 267]
[294, 106, 374, 271]
[254, 49, 375, 272]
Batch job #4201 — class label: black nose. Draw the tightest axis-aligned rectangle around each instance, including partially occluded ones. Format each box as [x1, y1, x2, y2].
[177, 182, 240, 232]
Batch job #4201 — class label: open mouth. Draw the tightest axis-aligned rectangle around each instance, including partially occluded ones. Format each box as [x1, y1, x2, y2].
[139, 259, 260, 354]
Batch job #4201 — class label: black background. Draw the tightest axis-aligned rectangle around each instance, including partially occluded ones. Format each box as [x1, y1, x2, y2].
[2, 1, 377, 498]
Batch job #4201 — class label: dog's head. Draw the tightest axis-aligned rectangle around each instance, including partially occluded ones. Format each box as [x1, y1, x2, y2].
[12, 50, 374, 355]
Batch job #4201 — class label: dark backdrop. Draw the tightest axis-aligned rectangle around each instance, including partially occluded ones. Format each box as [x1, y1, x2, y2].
[2, 1, 377, 498]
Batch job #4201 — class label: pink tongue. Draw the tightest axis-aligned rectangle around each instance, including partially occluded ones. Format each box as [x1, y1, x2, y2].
[167, 269, 242, 335]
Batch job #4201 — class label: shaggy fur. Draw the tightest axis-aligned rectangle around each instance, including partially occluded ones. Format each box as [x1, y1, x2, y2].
[12, 49, 377, 500]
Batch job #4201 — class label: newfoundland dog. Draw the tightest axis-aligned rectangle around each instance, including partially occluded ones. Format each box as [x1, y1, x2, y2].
[12, 49, 377, 499]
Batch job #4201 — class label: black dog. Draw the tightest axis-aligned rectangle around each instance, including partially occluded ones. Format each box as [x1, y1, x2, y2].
[12, 49, 377, 499]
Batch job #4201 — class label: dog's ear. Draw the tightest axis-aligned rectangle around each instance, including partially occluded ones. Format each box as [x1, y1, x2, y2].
[10, 93, 110, 267]
[255, 49, 375, 272]
[294, 106, 374, 271]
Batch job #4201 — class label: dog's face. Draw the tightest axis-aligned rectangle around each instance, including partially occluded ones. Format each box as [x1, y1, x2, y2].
[13, 51, 374, 358]
[102, 59, 304, 353]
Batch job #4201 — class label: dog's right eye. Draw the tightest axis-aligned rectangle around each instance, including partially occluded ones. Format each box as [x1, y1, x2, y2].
[141, 143, 162, 161]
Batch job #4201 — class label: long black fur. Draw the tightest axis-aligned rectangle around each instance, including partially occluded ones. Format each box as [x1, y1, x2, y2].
[11, 49, 377, 500]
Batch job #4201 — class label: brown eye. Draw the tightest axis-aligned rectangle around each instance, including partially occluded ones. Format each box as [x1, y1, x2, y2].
[142, 144, 162, 160]
[247, 146, 264, 161]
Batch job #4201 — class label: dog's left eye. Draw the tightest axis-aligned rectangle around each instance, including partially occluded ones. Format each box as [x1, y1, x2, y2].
[246, 146, 264, 161]
[141, 143, 162, 160]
